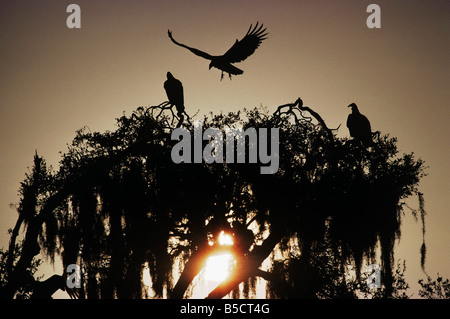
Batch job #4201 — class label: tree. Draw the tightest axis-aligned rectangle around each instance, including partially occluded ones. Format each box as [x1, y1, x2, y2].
[418, 275, 450, 299]
[0, 242, 42, 299]
[0, 98, 427, 299]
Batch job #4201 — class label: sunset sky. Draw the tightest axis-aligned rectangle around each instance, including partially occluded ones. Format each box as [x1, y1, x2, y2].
[0, 0, 448, 296]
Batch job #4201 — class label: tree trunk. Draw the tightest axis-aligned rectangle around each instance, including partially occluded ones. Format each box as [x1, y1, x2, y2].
[170, 241, 212, 298]
[206, 229, 282, 299]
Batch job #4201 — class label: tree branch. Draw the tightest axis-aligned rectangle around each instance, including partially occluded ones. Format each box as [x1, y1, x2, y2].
[170, 241, 213, 299]
[273, 98, 334, 140]
[205, 228, 282, 299]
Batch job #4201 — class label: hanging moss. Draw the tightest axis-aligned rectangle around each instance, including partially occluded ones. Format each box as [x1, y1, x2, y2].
[4, 100, 425, 299]
[418, 192, 427, 271]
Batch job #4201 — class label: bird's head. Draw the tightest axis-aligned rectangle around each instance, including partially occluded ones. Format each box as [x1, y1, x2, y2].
[167, 72, 174, 79]
[348, 103, 358, 112]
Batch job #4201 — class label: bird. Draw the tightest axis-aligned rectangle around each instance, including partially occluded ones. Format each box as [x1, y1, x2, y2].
[168, 22, 268, 80]
[164, 72, 185, 117]
[347, 103, 372, 145]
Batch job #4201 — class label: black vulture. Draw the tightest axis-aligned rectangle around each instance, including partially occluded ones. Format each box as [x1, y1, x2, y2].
[168, 22, 268, 80]
[164, 72, 184, 117]
[347, 103, 372, 145]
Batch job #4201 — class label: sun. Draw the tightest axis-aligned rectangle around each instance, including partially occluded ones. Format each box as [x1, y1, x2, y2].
[204, 253, 235, 282]
[218, 230, 234, 246]
[203, 231, 235, 282]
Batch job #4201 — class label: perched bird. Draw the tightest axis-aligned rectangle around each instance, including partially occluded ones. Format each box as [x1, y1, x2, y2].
[164, 72, 185, 117]
[347, 103, 372, 145]
[168, 22, 268, 80]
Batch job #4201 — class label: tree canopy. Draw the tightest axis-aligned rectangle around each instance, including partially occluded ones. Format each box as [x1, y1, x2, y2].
[0, 98, 426, 299]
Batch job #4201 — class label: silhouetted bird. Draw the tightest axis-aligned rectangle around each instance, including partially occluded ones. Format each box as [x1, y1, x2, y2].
[164, 72, 184, 117]
[347, 103, 372, 145]
[168, 22, 268, 80]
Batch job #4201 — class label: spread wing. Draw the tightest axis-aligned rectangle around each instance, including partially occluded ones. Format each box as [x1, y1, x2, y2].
[168, 30, 213, 60]
[222, 22, 268, 63]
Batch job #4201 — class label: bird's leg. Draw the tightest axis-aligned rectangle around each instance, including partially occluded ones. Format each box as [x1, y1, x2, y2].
[228, 73, 232, 80]
[169, 107, 177, 126]
[220, 71, 224, 81]
[176, 113, 184, 128]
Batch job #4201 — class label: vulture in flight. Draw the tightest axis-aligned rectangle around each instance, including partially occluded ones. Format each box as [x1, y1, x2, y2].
[164, 72, 185, 117]
[168, 22, 268, 80]
[347, 103, 372, 145]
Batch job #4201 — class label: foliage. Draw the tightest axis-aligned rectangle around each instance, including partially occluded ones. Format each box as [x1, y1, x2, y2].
[1, 99, 427, 299]
[0, 242, 42, 299]
[418, 274, 450, 299]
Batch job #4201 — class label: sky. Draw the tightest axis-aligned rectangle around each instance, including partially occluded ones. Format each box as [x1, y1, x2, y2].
[0, 0, 449, 297]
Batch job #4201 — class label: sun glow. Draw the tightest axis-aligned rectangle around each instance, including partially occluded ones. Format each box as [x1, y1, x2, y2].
[203, 231, 235, 282]
[218, 231, 234, 246]
[204, 253, 235, 282]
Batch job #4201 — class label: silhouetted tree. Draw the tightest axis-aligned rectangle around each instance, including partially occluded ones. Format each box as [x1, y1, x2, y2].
[0, 242, 42, 299]
[418, 274, 450, 299]
[1, 98, 427, 299]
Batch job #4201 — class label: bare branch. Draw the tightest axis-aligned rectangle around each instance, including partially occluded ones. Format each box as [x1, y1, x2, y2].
[273, 98, 334, 140]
